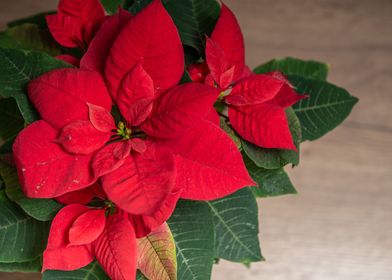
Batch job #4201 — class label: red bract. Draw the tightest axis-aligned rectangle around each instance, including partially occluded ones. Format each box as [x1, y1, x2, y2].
[196, 4, 306, 150]
[46, 0, 105, 48]
[42, 204, 137, 280]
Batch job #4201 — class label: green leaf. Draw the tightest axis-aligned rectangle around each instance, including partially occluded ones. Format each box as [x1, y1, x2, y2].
[136, 271, 149, 280]
[42, 261, 110, 280]
[220, 117, 241, 149]
[8, 12, 55, 29]
[0, 23, 61, 56]
[289, 75, 358, 141]
[0, 190, 50, 262]
[164, 0, 220, 54]
[0, 256, 41, 272]
[128, 0, 152, 14]
[254, 57, 329, 80]
[100, 0, 124, 14]
[207, 188, 263, 263]
[168, 200, 215, 280]
[243, 155, 297, 197]
[0, 48, 71, 123]
[0, 98, 25, 144]
[242, 108, 301, 169]
[0, 161, 62, 222]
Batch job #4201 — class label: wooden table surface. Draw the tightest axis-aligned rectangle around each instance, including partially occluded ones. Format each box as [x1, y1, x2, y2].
[1, 0, 391, 279]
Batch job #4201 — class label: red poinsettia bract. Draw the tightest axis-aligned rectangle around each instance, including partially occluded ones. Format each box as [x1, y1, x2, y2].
[13, 1, 255, 278]
[190, 4, 307, 150]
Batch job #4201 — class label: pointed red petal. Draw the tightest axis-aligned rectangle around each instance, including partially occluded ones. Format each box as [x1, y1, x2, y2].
[46, 14, 82, 48]
[56, 54, 80, 66]
[57, 120, 110, 155]
[81, 9, 132, 74]
[211, 3, 245, 82]
[101, 147, 176, 215]
[69, 209, 106, 246]
[13, 121, 95, 198]
[58, 0, 105, 24]
[141, 83, 220, 139]
[117, 62, 154, 125]
[205, 36, 233, 89]
[226, 74, 284, 106]
[105, 0, 184, 96]
[88, 103, 116, 132]
[93, 213, 137, 280]
[43, 204, 93, 271]
[28, 69, 112, 130]
[91, 142, 131, 178]
[55, 184, 101, 205]
[229, 105, 296, 150]
[157, 121, 255, 200]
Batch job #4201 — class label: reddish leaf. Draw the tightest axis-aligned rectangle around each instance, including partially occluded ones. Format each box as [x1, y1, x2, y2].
[205, 37, 233, 89]
[141, 83, 220, 139]
[187, 62, 210, 83]
[157, 121, 255, 200]
[81, 9, 132, 74]
[91, 142, 131, 178]
[47, 0, 105, 47]
[267, 82, 307, 108]
[93, 213, 137, 280]
[101, 147, 176, 215]
[225, 74, 284, 106]
[56, 54, 80, 66]
[43, 204, 93, 271]
[28, 68, 112, 129]
[105, 0, 184, 96]
[69, 209, 106, 246]
[117, 62, 154, 125]
[55, 183, 103, 205]
[13, 121, 95, 198]
[129, 185, 181, 238]
[130, 138, 147, 154]
[46, 14, 82, 48]
[57, 120, 110, 155]
[229, 104, 297, 150]
[211, 3, 245, 82]
[88, 103, 116, 132]
[137, 223, 177, 280]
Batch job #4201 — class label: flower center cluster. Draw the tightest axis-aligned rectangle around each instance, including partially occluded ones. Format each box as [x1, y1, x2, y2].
[116, 121, 132, 140]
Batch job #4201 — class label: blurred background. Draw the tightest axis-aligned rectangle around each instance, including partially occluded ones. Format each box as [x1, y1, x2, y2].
[0, 0, 391, 279]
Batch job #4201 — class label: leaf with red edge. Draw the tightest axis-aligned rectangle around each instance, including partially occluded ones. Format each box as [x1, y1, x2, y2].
[157, 121, 255, 200]
[42, 204, 93, 271]
[105, 0, 184, 96]
[117, 62, 154, 125]
[93, 213, 137, 280]
[211, 3, 245, 82]
[57, 120, 110, 155]
[101, 147, 176, 215]
[81, 9, 132, 74]
[137, 223, 177, 280]
[13, 120, 95, 198]
[69, 209, 106, 246]
[88, 103, 116, 132]
[205, 37, 233, 89]
[91, 142, 131, 178]
[225, 74, 284, 106]
[28, 68, 112, 130]
[141, 83, 220, 139]
[229, 104, 297, 150]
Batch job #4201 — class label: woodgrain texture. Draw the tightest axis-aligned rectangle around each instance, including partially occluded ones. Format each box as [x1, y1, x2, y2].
[0, 0, 391, 279]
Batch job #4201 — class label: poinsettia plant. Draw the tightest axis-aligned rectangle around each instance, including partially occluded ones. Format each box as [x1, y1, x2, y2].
[0, 0, 358, 279]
